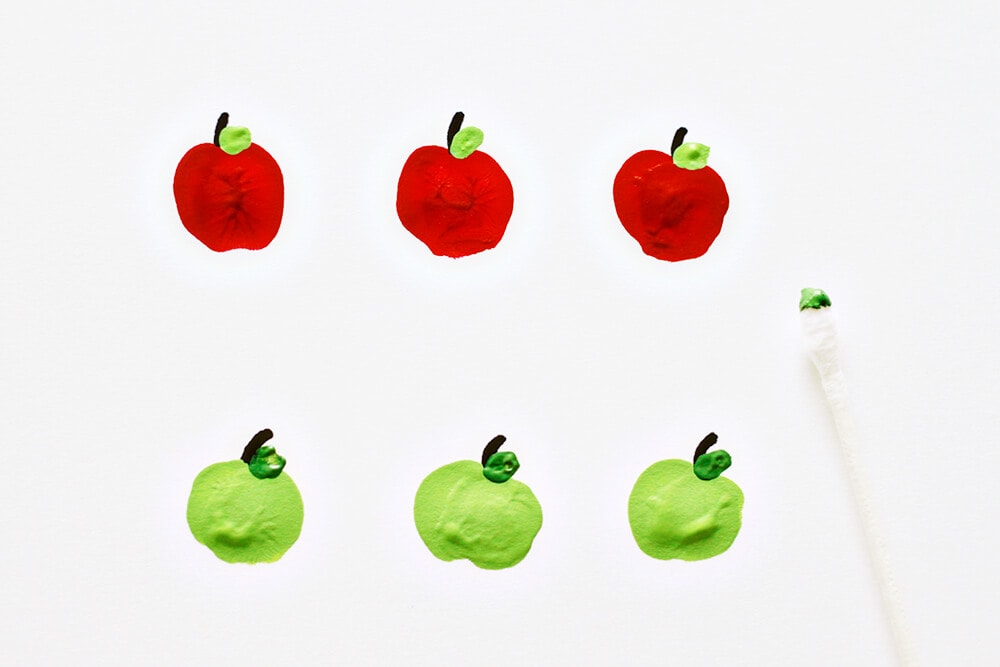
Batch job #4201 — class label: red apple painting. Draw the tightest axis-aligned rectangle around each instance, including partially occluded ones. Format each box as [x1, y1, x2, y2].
[173, 113, 284, 252]
[613, 127, 729, 261]
[396, 112, 514, 258]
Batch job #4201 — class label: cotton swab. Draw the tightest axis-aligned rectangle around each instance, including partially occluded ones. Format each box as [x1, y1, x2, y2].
[800, 288, 917, 666]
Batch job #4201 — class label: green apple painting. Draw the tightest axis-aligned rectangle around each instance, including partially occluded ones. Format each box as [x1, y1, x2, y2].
[628, 433, 743, 561]
[414, 435, 542, 569]
[186, 429, 304, 564]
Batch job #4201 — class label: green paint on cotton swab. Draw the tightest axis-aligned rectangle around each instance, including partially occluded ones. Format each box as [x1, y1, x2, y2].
[799, 287, 832, 310]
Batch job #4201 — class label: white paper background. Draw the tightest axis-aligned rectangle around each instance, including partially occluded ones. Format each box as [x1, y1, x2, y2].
[2, 1, 997, 664]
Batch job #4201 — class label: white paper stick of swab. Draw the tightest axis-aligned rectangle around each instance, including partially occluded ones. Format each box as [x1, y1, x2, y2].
[800, 288, 918, 666]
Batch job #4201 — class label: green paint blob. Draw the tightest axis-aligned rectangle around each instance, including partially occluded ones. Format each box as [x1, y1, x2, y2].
[449, 126, 484, 159]
[672, 142, 711, 170]
[628, 459, 743, 561]
[186, 460, 303, 563]
[219, 126, 252, 155]
[414, 460, 542, 569]
[800, 287, 832, 310]
[483, 451, 519, 483]
[248, 444, 286, 479]
[693, 449, 732, 481]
